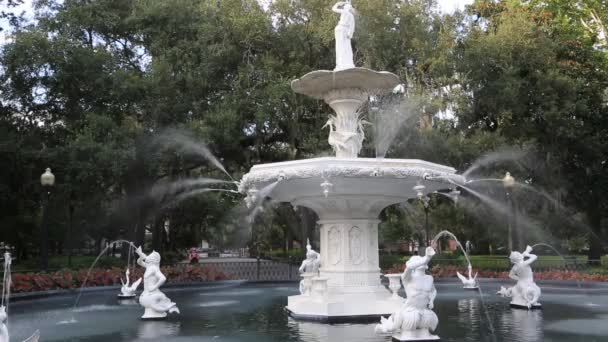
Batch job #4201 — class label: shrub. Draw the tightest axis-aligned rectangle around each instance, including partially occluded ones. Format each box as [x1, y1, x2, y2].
[7, 265, 231, 293]
[382, 264, 608, 282]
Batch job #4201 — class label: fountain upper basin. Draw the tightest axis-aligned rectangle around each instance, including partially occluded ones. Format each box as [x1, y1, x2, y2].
[240, 157, 456, 219]
[291, 68, 400, 99]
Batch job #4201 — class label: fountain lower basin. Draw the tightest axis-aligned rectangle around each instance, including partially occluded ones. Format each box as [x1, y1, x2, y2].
[240, 157, 455, 320]
[7, 281, 608, 341]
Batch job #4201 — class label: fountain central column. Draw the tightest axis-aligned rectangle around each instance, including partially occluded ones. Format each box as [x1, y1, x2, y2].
[287, 194, 404, 320]
[318, 218, 380, 290]
[323, 88, 368, 158]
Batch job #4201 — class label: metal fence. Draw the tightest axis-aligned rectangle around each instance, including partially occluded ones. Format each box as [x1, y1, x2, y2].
[202, 259, 300, 281]
[428, 257, 597, 272]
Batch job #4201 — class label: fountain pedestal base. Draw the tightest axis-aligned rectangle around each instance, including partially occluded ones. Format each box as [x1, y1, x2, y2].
[287, 288, 404, 323]
[390, 328, 440, 341]
[141, 308, 168, 320]
[510, 303, 542, 310]
[286, 286, 403, 322]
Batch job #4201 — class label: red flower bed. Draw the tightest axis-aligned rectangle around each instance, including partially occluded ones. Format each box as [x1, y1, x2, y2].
[9, 265, 231, 293]
[383, 264, 608, 282]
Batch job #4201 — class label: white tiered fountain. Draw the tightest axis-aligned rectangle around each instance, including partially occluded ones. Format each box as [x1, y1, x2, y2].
[239, 1, 455, 322]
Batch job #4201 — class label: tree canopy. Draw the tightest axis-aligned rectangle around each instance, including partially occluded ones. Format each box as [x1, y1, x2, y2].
[0, 0, 606, 265]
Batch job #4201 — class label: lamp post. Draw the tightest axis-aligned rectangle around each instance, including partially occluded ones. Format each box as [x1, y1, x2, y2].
[413, 183, 431, 255]
[502, 172, 516, 251]
[40, 168, 55, 272]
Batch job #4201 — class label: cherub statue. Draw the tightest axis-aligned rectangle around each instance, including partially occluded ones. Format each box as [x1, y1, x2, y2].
[136, 247, 180, 319]
[456, 264, 478, 289]
[332, 1, 356, 70]
[298, 239, 321, 295]
[375, 247, 440, 341]
[118, 268, 142, 298]
[497, 245, 542, 309]
[299, 239, 321, 274]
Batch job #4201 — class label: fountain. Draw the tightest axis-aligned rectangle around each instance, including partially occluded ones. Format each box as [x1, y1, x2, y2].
[497, 245, 542, 310]
[0, 252, 40, 342]
[118, 244, 141, 299]
[135, 247, 180, 319]
[374, 247, 440, 341]
[430, 230, 479, 291]
[238, 1, 455, 321]
[457, 264, 479, 290]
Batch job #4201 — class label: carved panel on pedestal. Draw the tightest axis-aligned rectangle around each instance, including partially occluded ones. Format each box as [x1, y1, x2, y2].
[349, 226, 363, 265]
[367, 224, 378, 267]
[328, 226, 341, 265]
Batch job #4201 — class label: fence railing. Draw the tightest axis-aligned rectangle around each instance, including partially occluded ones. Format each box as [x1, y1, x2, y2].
[428, 257, 597, 272]
[203, 259, 300, 281]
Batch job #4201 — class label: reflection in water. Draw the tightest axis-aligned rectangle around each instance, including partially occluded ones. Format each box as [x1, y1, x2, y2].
[288, 318, 384, 342]
[137, 321, 181, 339]
[457, 299, 482, 341]
[117, 298, 139, 306]
[198, 300, 239, 307]
[500, 308, 543, 342]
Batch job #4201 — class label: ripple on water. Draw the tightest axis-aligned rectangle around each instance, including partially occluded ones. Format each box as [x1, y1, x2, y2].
[198, 300, 239, 307]
[199, 289, 262, 296]
[72, 305, 120, 313]
[56, 318, 78, 325]
[545, 316, 608, 336]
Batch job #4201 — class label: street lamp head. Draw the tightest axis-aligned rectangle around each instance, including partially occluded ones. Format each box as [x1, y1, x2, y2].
[449, 188, 461, 204]
[40, 168, 55, 187]
[413, 183, 426, 200]
[502, 172, 515, 189]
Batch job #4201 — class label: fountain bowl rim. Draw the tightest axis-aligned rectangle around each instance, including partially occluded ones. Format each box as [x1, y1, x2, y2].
[291, 67, 400, 99]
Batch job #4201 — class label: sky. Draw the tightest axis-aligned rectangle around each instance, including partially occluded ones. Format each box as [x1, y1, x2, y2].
[1, 0, 474, 44]
[437, 0, 474, 14]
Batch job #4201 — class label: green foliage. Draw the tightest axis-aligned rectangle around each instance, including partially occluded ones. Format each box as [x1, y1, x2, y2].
[0, 0, 607, 269]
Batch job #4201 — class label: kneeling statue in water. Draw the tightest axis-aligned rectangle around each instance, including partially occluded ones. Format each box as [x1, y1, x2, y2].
[136, 247, 180, 319]
[375, 246, 439, 341]
[497, 245, 541, 309]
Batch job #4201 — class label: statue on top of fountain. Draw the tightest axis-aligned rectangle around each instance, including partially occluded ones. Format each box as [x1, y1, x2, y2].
[298, 239, 321, 295]
[135, 247, 180, 319]
[332, 1, 356, 71]
[375, 246, 440, 341]
[497, 245, 542, 309]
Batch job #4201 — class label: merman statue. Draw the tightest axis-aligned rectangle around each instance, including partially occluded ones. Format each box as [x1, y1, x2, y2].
[135, 247, 180, 319]
[375, 246, 439, 341]
[118, 268, 142, 299]
[298, 239, 321, 295]
[497, 245, 542, 309]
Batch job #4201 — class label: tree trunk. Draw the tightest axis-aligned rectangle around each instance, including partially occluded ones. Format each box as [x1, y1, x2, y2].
[296, 206, 317, 250]
[587, 204, 603, 265]
[152, 217, 163, 252]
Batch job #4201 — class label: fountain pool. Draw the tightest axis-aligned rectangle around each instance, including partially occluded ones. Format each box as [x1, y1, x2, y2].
[6, 281, 608, 341]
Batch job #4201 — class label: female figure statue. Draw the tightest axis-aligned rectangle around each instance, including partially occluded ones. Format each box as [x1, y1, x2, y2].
[375, 247, 439, 341]
[332, 1, 356, 70]
[136, 247, 180, 319]
[497, 245, 542, 309]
